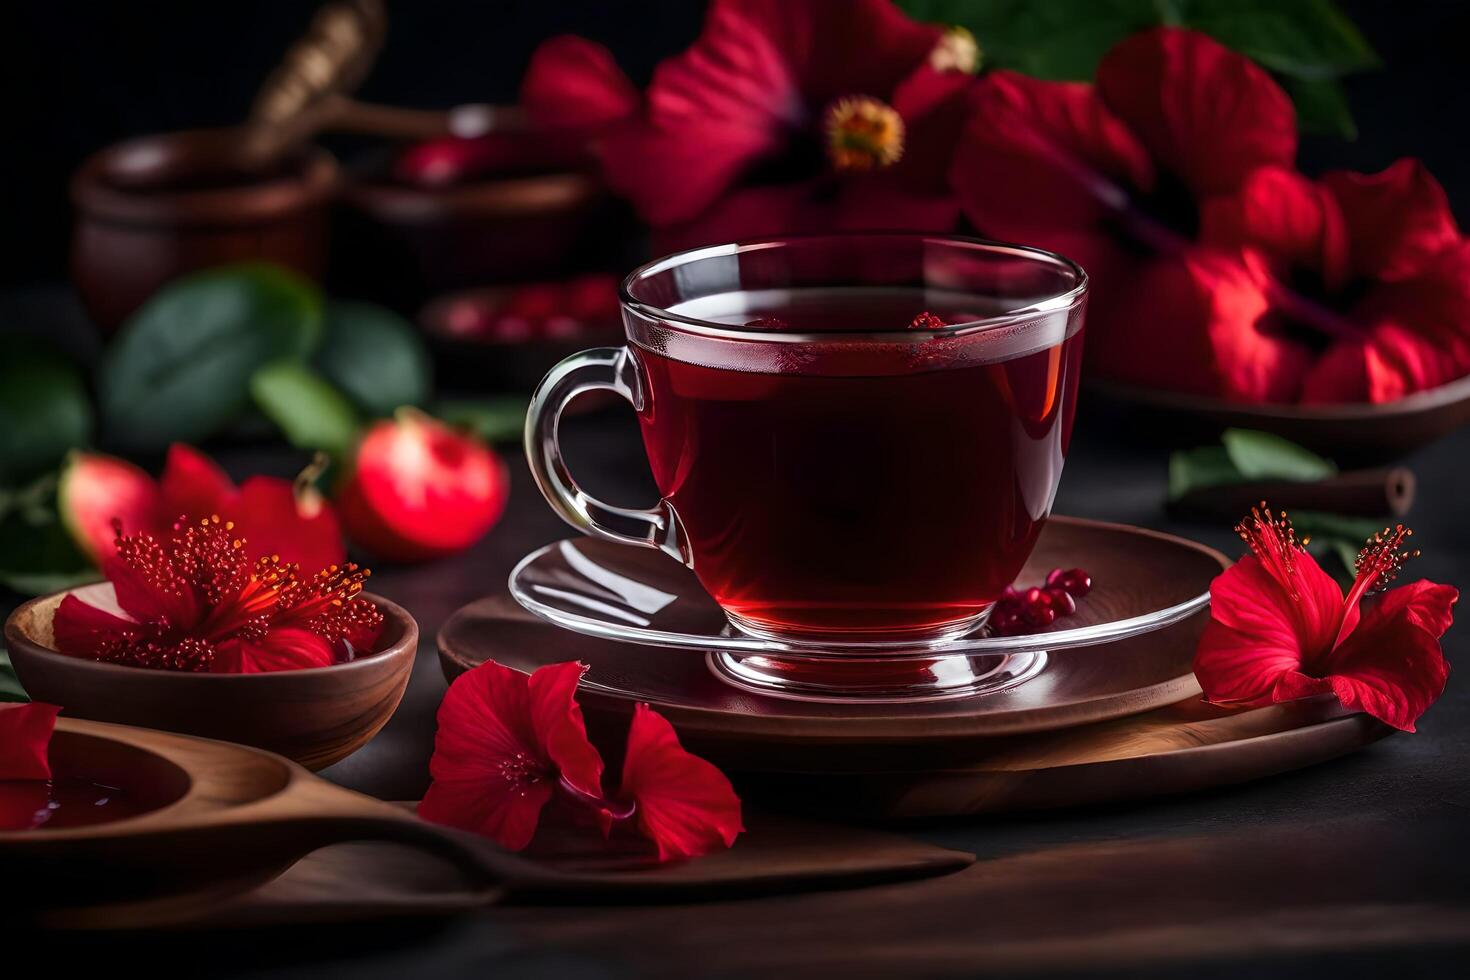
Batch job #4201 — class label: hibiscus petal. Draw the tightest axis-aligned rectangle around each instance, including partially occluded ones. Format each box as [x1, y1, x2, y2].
[527, 661, 605, 800]
[521, 36, 640, 130]
[232, 478, 346, 573]
[1325, 159, 1460, 282]
[1315, 581, 1458, 732]
[884, 63, 971, 193]
[951, 70, 1153, 251]
[418, 775, 554, 852]
[428, 660, 541, 785]
[0, 702, 60, 781]
[159, 443, 236, 525]
[1096, 28, 1295, 197]
[620, 704, 743, 861]
[1200, 166, 1351, 290]
[218, 627, 336, 674]
[51, 593, 140, 659]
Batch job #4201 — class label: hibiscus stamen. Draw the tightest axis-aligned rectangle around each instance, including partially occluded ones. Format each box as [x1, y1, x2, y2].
[929, 25, 981, 74]
[1350, 524, 1419, 600]
[1235, 502, 1307, 600]
[824, 96, 904, 173]
[499, 751, 551, 797]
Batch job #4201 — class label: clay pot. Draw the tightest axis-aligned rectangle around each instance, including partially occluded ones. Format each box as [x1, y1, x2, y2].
[70, 128, 338, 331]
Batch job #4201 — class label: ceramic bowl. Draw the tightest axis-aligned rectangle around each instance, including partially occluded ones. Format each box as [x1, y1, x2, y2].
[3, 586, 416, 770]
[70, 128, 338, 331]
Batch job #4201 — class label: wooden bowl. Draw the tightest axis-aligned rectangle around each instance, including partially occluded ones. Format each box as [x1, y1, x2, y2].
[2, 588, 416, 770]
[1091, 375, 1470, 464]
[70, 128, 338, 331]
[332, 137, 620, 312]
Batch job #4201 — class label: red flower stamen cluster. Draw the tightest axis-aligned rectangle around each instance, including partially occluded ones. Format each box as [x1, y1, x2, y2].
[419, 660, 743, 862]
[1195, 503, 1457, 731]
[989, 567, 1092, 635]
[52, 516, 383, 674]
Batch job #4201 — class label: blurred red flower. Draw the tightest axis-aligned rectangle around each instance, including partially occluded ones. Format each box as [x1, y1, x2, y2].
[523, 0, 974, 251]
[420, 660, 742, 860]
[63, 444, 345, 575]
[53, 516, 381, 673]
[1194, 506, 1457, 731]
[1202, 160, 1470, 403]
[951, 27, 1304, 400]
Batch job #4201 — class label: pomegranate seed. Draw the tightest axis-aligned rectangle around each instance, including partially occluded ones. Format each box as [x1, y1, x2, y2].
[989, 607, 1023, 635]
[1044, 586, 1076, 616]
[908, 311, 946, 330]
[1002, 585, 1020, 602]
[1046, 567, 1093, 598]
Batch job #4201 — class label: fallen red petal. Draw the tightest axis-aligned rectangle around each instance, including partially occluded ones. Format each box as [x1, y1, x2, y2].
[0, 702, 61, 781]
[620, 703, 743, 862]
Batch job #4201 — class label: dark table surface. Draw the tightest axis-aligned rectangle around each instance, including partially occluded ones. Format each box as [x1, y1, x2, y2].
[5, 292, 1469, 976]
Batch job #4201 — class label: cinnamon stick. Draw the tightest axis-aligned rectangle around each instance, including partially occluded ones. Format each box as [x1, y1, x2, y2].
[1167, 467, 1415, 522]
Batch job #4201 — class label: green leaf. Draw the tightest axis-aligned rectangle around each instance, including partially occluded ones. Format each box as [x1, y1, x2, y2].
[436, 397, 528, 445]
[0, 342, 93, 484]
[98, 263, 323, 452]
[250, 361, 360, 457]
[1179, 0, 1378, 80]
[0, 650, 28, 702]
[316, 302, 433, 418]
[1286, 75, 1358, 139]
[1289, 509, 1383, 545]
[1221, 429, 1336, 482]
[1167, 444, 1242, 500]
[0, 500, 99, 598]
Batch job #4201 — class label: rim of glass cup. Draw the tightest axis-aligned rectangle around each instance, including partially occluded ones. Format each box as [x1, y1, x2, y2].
[618, 232, 1089, 345]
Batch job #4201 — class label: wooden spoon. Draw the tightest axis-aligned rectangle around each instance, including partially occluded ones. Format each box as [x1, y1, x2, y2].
[2, 718, 974, 921]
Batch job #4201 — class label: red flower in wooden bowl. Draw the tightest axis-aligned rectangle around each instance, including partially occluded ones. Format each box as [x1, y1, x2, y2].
[523, 0, 976, 250]
[1194, 505, 1458, 731]
[51, 515, 382, 674]
[60, 443, 345, 575]
[951, 27, 1302, 401]
[420, 660, 742, 861]
[1202, 160, 1470, 404]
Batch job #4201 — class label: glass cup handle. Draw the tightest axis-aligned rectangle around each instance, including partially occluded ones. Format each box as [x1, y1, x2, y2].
[524, 346, 689, 565]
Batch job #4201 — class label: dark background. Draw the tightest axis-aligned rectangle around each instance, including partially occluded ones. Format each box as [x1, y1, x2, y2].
[2, 0, 1467, 289]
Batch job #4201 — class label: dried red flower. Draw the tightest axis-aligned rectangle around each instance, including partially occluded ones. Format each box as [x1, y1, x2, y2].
[419, 660, 743, 861]
[52, 516, 382, 674]
[1194, 505, 1458, 731]
[0, 702, 60, 781]
[61, 444, 345, 575]
[525, 0, 973, 251]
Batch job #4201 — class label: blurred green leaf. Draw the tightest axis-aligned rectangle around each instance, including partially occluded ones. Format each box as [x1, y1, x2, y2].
[98, 263, 323, 451]
[1167, 445, 1241, 500]
[897, 0, 1373, 134]
[0, 495, 99, 598]
[1289, 509, 1383, 544]
[1286, 75, 1358, 139]
[1182, 0, 1378, 80]
[436, 397, 528, 445]
[0, 343, 93, 485]
[1221, 429, 1337, 482]
[250, 361, 360, 457]
[317, 302, 432, 418]
[0, 650, 27, 702]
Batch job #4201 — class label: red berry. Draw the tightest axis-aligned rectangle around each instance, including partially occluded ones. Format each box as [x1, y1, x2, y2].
[908, 311, 946, 330]
[1046, 567, 1093, 598]
[989, 607, 1023, 635]
[1020, 587, 1056, 627]
[1001, 585, 1020, 602]
[1044, 586, 1076, 616]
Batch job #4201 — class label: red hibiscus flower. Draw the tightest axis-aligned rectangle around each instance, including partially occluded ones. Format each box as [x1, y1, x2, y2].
[1202, 160, 1470, 403]
[61, 444, 345, 575]
[950, 28, 1301, 399]
[0, 702, 60, 781]
[52, 516, 382, 674]
[1194, 505, 1458, 731]
[419, 660, 742, 860]
[524, 0, 976, 251]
